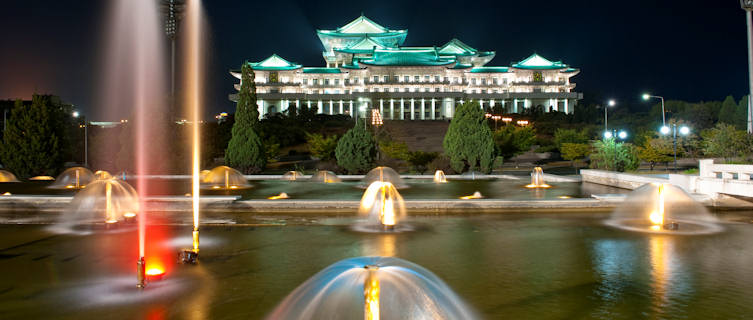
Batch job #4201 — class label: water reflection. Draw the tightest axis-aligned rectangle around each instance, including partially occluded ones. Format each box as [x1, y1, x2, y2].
[361, 234, 397, 257]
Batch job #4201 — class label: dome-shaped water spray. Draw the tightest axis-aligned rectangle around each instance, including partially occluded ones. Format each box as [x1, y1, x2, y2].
[355, 181, 407, 232]
[201, 166, 250, 190]
[49, 167, 95, 189]
[51, 179, 139, 234]
[309, 170, 341, 183]
[266, 256, 477, 320]
[434, 170, 448, 183]
[525, 167, 550, 188]
[0, 170, 19, 183]
[605, 183, 721, 234]
[362, 166, 406, 188]
[282, 171, 305, 181]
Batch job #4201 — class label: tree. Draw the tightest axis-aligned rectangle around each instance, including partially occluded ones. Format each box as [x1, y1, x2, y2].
[719, 95, 739, 128]
[738, 96, 750, 130]
[335, 123, 376, 173]
[379, 140, 409, 161]
[493, 125, 536, 160]
[225, 63, 266, 173]
[553, 128, 589, 150]
[637, 138, 673, 170]
[0, 96, 64, 178]
[306, 133, 338, 161]
[560, 143, 591, 170]
[590, 139, 639, 172]
[406, 151, 438, 174]
[701, 123, 747, 163]
[443, 100, 495, 173]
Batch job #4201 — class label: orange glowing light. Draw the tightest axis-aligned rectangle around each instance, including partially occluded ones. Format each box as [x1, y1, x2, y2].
[364, 266, 380, 320]
[460, 191, 483, 199]
[123, 212, 136, 218]
[525, 184, 551, 189]
[105, 219, 118, 224]
[2, 192, 10, 196]
[146, 268, 164, 276]
[29, 176, 55, 181]
[229, 185, 238, 189]
[268, 192, 290, 200]
[211, 185, 220, 189]
[649, 184, 666, 226]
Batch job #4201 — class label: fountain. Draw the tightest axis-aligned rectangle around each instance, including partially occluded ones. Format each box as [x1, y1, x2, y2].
[51, 178, 139, 233]
[102, 0, 171, 288]
[201, 166, 250, 190]
[605, 183, 721, 235]
[49, 167, 94, 189]
[433, 170, 447, 183]
[94, 170, 113, 180]
[282, 170, 305, 181]
[0, 170, 19, 182]
[354, 181, 407, 232]
[268, 192, 290, 200]
[362, 166, 406, 188]
[310, 170, 341, 183]
[266, 256, 477, 320]
[525, 167, 550, 188]
[460, 191, 484, 199]
[29, 175, 55, 181]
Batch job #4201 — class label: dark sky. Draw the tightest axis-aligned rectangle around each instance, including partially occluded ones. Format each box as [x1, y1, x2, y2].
[0, 0, 749, 120]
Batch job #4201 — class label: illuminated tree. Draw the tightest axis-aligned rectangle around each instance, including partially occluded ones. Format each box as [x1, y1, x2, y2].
[0, 96, 64, 177]
[443, 100, 494, 173]
[226, 63, 265, 173]
[335, 123, 376, 174]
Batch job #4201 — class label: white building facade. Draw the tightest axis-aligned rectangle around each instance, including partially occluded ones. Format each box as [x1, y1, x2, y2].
[230, 15, 582, 120]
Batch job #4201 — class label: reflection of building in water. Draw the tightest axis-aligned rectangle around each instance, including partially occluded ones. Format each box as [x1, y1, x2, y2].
[230, 15, 582, 120]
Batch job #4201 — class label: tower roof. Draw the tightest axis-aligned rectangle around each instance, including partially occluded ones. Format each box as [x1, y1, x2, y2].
[439, 38, 477, 55]
[512, 53, 568, 69]
[247, 54, 302, 70]
[337, 15, 389, 34]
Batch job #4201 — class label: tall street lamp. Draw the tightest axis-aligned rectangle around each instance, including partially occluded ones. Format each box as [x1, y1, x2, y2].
[603, 99, 616, 133]
[643, 93, 668, 132]
[662, 124, 690, 172]
[742, 0, 753, 133]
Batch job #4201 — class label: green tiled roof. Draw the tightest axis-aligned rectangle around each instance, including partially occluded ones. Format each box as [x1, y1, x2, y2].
[470, 67, 509, 73]
[248, 54, 302, 71]
[302, 68, 342, 74]
[512, 53, 568, 70]
[439, 38, 477, 55]
[359, 48, 454, 66]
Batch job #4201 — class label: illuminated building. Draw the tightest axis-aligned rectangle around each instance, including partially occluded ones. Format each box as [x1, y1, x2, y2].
[230, 15, 582, 120]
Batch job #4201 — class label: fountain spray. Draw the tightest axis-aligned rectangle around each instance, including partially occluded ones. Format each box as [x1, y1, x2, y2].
[180, 0, 202, 264]
[364, 265, 380, 320]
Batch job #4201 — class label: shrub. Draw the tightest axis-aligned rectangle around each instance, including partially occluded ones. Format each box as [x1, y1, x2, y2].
[335, 123, 377, 174]
[443, 100, 494, 173]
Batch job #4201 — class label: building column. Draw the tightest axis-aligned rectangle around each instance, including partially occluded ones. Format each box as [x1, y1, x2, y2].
[307, 100, 311, 110]
[390, 99, 394, 120]
[329, 100, 334, 115]
[317, 100, 323, 114]
[379, 99, 384, 116]
[564, 99, 569, 114]
[431, 99, 436, 120]
[479, 99, 484, 110]
[410, 99, 416, 120]
[349, 100, 354, 116]
[258, 100, 265, 119]
[421, 98, 425, 120]
[513, 99, 518, 113]
[400, 99, 405, 120]
[339, 100, 344, 114]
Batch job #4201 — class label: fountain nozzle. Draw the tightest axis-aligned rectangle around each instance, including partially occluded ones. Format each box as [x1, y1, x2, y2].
[137, 257, 146, 289]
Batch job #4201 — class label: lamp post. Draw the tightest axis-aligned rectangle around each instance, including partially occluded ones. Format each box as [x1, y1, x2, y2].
[661, 124, 690, 172]
[742, 0, 753, 133]
[603, 99, 616, 133]
[73, 111, 88, 168]
[642, 93, 667, 130]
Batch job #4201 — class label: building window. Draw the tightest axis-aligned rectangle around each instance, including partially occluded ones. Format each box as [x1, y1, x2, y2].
[424, 75, 430, 82]
[324, 79, 330, 85]
[393, 76, 399, 82]
[435, 75, 441, 82]
[492, 78, 498, 85]
[373, 75, 379, 82]
[503, 78, 508, 84]
[414, 75, 420, 82]
[454, 77, 459, 84]
[334, 79, 340, 85]
[312, 79, 319, 85]
[471, 78, 477, 85]
[354, 77, 359, 84]
[383, 75, 389, 82]
[481, 78, 487, 85]
[302, 79, 308, 85]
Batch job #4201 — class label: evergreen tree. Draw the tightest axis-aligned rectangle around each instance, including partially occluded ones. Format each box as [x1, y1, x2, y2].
[738, 96, 750, 130]
[0, 96, 63, 177]
[225, 63, 266, 173]
[335, 122, 376, 174]
[443, 100, 495, 173]
[719, 95, 738, 127]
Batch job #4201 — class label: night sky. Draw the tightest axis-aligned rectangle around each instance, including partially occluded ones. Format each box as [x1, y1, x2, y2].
[0, 0, 749, 120]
